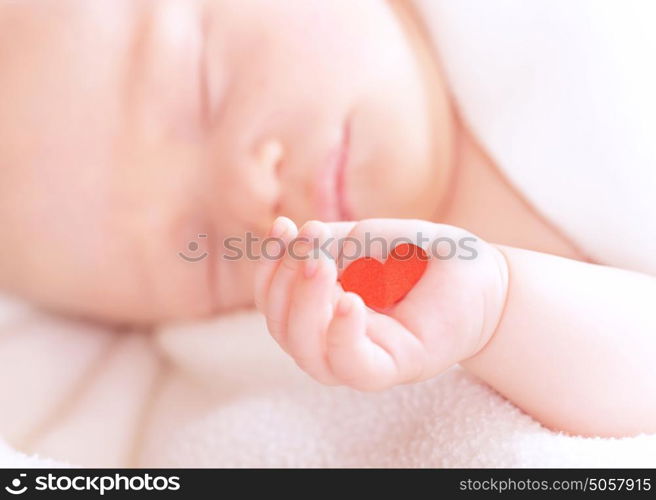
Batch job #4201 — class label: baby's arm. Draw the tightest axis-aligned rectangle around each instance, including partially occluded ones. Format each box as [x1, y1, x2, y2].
[463, 246, 656, 437]
[256, 217, 656, 437]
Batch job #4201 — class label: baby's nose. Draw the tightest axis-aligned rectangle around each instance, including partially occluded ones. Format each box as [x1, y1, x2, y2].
[240, 139, 284, 234]
[256, 140, 283, 175]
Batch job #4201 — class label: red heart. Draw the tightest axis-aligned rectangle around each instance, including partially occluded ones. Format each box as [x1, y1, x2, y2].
[339, 243, 429, 310]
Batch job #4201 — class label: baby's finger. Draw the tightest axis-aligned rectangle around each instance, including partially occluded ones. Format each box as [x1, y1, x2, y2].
[264, 220, 318, 348]
[364, 313, 427, 384]
[254, 216, 297, 313]
[326, 293, 398, 391]
[287, 249, 340, 385]
[321, 221, 357, 261]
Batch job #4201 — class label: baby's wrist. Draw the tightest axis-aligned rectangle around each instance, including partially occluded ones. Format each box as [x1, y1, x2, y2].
[466, 243, 510, 361]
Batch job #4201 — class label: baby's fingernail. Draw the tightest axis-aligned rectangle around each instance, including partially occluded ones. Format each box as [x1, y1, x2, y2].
[294, 221, 321, 257]
[304, 257, 319, 279]
[269, 216, 289, 238]
[336, 294, 354, 316]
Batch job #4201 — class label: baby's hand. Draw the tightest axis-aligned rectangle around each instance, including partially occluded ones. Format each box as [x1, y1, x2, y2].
[254, 217, 508, 391]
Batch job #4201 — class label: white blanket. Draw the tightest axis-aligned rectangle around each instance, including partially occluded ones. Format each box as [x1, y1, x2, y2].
[1, 303, 655, 468]
[415, 0, 656, 272]
[2, 0, 656, 467]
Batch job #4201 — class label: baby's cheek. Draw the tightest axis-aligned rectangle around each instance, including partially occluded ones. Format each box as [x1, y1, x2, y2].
[132, 208, 257, 320]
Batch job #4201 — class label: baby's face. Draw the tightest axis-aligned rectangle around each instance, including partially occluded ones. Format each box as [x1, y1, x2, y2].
[0, 0, 454, 322]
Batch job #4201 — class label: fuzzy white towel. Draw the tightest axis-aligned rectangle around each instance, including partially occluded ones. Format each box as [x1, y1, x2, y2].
[0, 305, 655, 468]
[415, 0, 656, 272]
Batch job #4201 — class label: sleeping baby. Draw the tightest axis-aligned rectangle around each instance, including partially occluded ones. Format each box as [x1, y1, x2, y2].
[0, 0, 655, 439]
